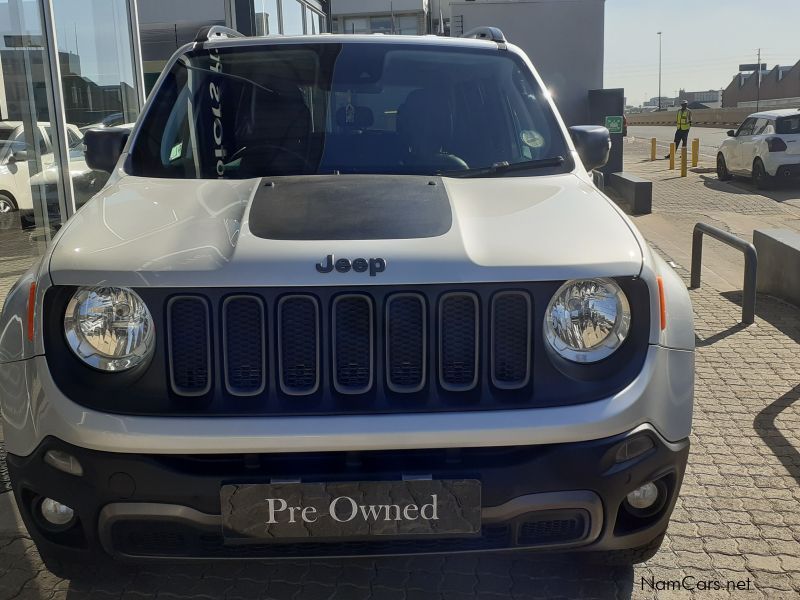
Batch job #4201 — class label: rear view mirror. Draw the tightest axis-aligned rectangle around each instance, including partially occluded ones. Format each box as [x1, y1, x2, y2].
[9, 149, 28, 163]
[727, 130, 736, 137]
[568, 125, 611, 171]
[84, 127, 130, 173]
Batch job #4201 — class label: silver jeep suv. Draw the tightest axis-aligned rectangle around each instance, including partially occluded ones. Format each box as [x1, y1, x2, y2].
[0, 27, 693, 569]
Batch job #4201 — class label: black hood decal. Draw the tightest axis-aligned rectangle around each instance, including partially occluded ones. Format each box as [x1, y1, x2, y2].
[248, 175, 452, 240]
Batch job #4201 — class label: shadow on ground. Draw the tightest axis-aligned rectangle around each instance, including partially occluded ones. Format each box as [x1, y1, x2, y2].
[700, 175, 800, 203]
[0, 534, 636, 599]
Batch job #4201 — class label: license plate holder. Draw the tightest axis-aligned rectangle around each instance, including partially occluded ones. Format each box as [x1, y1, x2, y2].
[220, 479, 481, 542]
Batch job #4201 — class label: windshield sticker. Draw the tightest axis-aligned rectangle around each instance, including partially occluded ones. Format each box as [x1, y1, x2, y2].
[209, 48, 225, 178]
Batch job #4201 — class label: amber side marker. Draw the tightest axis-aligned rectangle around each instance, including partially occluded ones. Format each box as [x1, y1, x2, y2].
[656, 276, 667, 330]
[27, 282, 36, 341]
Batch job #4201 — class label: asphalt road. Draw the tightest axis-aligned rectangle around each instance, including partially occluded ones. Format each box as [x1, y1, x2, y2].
[627, 125, 730, 157]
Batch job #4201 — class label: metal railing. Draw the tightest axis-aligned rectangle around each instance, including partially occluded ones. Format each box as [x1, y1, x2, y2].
[690, 223, 758, 324]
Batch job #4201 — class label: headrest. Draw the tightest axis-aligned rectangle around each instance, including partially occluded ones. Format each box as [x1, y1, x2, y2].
[335, 105, 374, 129]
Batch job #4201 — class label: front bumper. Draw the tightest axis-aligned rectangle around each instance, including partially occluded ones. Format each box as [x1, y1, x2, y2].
[8, 426, 689, 560]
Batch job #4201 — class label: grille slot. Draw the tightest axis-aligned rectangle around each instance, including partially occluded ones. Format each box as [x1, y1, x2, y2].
[222, 296, 266, 396]
[517, 512, 588, 546]
[332, 295, 374, 394]
[278, 295, 320, 396]
[167, 296, 211, 396]
[491, 292, 532, 389]
[438, 293, 479, 391]
[386, 294, 426, 393]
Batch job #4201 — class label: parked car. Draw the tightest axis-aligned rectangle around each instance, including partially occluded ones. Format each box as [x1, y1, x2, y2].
[0, 27, 694, 572]
[0, 121, 86, 214]
[716, 108, 800, 189]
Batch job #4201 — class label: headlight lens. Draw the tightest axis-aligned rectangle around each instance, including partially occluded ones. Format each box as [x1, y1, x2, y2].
[64, 287, 154, 371]
[544, 278, 631, 363]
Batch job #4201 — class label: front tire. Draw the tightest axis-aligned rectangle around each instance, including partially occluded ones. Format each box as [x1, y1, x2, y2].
[716, 153, 732, 181]
[752, 158, 772, 190]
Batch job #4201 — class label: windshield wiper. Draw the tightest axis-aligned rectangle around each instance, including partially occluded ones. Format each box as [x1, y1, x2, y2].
[442, 156, 565, 178]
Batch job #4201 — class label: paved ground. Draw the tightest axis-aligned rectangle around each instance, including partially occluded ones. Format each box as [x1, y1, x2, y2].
[1, 148, 800, 598]
[627, 126, 731, 158]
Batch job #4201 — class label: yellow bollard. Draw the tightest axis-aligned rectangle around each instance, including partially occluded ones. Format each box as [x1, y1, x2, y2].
[669, 143, 676, 170]
[681, 146, 688, 177]
[650, 138, 657, 161]
[692, 138, 700, 167]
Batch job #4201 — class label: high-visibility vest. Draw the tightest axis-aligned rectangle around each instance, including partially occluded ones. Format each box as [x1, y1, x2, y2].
[677, 109, 692, 130]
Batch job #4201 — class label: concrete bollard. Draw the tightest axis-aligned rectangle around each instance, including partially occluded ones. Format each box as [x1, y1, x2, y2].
[650, 138, 657, 161]
[692, 138, 700, 167]
[669, 143, 676, 170]
[681, 147, 688, 177]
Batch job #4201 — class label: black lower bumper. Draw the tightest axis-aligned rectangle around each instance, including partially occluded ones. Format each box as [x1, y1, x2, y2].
[8, 427, 688, 561]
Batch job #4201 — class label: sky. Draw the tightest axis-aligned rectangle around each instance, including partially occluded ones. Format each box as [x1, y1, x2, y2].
[604, 0, 800, 106]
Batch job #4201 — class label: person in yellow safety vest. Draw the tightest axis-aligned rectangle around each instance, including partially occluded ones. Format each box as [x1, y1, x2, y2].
[664, 100, 692, 159]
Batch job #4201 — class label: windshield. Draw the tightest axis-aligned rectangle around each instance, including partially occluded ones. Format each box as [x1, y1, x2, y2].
[129, 42, 570, 179]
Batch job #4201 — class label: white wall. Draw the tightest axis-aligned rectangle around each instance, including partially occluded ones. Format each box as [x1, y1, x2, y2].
[137, 0, 225, 23]
[450, 0, 605, 125]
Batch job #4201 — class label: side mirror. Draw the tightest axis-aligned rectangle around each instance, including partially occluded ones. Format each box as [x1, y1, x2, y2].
[568, 125, 611, 171]
[9, 149, 28, 163]
[84, 127, 130, 173]
[727, 130, 736, 137]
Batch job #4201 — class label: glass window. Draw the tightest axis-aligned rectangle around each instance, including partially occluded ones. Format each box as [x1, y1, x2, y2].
[0, 0, 66, 248]
[254, 0, 280, 35]
[129, 43, 570, 180]
[737, 118, 756, 136]
[397, 15, 419, 35]
[281, 0, 304, 35]
[753, 118, 770, 135]
[370, 17, 393, 34]
[777, 116, 800, 134]
[343, 18, 368, 34]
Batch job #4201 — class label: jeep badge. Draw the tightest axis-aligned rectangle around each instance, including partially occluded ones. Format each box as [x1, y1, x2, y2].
[316, 254, 386, 276]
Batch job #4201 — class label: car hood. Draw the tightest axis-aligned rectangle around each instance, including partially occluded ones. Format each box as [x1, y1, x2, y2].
[48, 173, 643, 287]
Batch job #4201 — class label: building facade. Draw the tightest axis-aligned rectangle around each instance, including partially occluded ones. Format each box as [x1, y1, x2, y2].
[330, 1, 428, 35]
[722, 60, 800, 108]
[0, 0, 329, 254]
[449, 0, 606, 126]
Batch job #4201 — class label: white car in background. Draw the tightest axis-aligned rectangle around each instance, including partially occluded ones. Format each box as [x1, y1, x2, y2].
[0, 121, 86, 213]
[716, 108, 800, 189]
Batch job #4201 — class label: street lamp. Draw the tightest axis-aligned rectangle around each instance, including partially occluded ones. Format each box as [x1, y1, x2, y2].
[657, 32, 662, 111]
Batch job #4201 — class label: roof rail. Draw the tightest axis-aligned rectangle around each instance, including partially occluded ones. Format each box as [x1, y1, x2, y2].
[461, 26, 507, 45]
[194, 25, 246, 44]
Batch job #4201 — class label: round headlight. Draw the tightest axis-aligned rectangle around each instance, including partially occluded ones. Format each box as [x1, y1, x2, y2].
[544, 278, 631, 363]
[64, 287, 154, 371]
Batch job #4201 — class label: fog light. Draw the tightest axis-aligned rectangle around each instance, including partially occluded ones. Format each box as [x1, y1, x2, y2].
[40, 498, 75, 527]
[44, 450, 84, 477]
[626, 482, 659, 510]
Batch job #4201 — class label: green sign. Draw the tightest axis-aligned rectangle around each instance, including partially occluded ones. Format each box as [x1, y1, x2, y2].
[605, 115, 624, 134]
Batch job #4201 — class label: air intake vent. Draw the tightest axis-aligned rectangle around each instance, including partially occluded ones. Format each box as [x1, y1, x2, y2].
[517, 512, 588, 546]
[491, 292, 532, 389]
[167, 296, 211, 396]
[439, 293, 479, 391]
[386, 294, 426, 393]
[332, 295, 373, 394]
[222, 296, 266, 396]
[278, 295, 320, 395]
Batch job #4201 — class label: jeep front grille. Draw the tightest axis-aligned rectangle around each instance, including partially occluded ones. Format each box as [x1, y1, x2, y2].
[46, 278, 650, 416]
[166, 287, 534, 400]
[167, 296, 211, 396]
